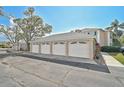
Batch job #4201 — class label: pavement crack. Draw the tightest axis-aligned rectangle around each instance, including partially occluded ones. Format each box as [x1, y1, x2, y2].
[9, 75, 25, 87]
[9, 64, 60, 86]
[1, 62, 9, 65]
[115, 76, 124, 86]
[59, 69, 72, 86]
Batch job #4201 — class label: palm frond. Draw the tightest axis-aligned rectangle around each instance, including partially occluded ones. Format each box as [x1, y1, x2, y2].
[119, 23, 124, 29]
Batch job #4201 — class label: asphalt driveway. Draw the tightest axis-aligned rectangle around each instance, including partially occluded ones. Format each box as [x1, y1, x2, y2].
[0, 52, 124, 87]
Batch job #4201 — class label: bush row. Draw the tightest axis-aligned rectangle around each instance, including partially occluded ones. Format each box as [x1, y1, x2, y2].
[101, 46, 120, 52]
[0, 44, 10, 48]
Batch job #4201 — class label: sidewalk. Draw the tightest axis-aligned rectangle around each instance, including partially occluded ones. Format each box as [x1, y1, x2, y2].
[102, 52, 124, 78]
[101, 52, 124, 67]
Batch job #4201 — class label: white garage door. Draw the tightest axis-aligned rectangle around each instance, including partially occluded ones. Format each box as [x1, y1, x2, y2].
[69, 41, 90, 58]
[32, 45, 39, 53]
[53, 42, 66, 55]
[41, 43, 50, 54]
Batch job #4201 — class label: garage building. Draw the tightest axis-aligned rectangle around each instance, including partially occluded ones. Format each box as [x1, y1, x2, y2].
[30, 31, 97, 59]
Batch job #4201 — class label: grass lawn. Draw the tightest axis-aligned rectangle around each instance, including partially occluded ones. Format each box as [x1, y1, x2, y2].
[109, 52, 124, 65]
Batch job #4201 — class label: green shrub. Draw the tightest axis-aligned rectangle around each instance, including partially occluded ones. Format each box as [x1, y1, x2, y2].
[120, 35, 124, 46]
[112, 39, 121, 46]
[101, 46, 120, 52]
[0, 44, 5, 48]
[0, 44, 10, 48]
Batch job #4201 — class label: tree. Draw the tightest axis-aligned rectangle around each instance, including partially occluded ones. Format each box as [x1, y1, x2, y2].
[0, 25, 20, 47]
[120, 35, 124, 45]
[13, 7, 52, 51]
[0, 14, 22, 50]
[0, 7, 10, 18]
[0, 7, 22, 50]
[106, 19, 124, 46]
[0, 7, 4, 16]
[106, 19, 123, 37]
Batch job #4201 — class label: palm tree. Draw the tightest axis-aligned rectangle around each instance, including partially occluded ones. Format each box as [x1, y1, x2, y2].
[119, 22, 124, 30]
[106, 19, 124, 46]
[0, 7, 4, 16]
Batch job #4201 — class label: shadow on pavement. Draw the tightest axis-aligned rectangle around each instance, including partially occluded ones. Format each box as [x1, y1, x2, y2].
[17, 53, 110, 73]
[0, 51, 110, 73]
[0, 53, 15, 59]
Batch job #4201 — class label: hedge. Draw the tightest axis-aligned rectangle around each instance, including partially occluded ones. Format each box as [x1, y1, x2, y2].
[0, 44, 10, 48]
[101, 46, 120, 52]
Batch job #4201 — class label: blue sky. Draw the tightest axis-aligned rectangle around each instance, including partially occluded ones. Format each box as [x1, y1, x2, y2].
[0, 6, 124, 41]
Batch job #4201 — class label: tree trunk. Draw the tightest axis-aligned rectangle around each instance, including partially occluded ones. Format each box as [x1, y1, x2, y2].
[26, 42, 30, 51]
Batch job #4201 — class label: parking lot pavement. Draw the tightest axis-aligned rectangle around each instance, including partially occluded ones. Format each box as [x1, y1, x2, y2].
[0, 53, 124, 86]
[17, 52, 110, 73]
[0, 62, 20, 87]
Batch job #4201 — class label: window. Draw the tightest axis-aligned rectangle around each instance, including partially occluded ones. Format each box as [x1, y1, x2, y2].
[60, 42, 65, 44]
[94, 32, 97, 35]
[70, 41, 77, 44]
[54, 42, 58, 45]
[79, 41, 86, 44]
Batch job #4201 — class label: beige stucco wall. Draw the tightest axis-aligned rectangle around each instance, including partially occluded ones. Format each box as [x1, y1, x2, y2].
[98, 30, 109, 46]
[81, 30, 109, 46]
[104, 31, 109, 45]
